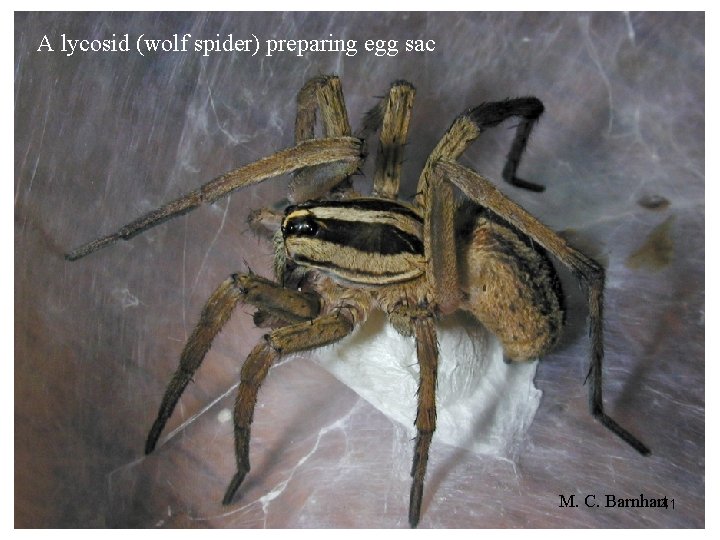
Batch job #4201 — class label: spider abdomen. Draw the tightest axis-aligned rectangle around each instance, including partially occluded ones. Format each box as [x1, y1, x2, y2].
[459, 215, 565, 361]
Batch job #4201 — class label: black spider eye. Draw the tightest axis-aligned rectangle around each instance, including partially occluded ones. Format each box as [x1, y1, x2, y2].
[284, 217, 318, 237]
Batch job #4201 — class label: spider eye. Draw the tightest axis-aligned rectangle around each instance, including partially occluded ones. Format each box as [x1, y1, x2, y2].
[284, 216, 318, 237]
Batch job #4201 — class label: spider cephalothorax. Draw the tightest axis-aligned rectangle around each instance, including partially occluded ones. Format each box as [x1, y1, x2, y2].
[67, 75, 649, 527]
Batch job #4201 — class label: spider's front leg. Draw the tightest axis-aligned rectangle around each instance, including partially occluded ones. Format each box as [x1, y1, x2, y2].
[66, 74, 364, 262]
[409, 317, 439, 528]
[145, 273, 321, 454]
[65, 137, 361, 261]
[223, 310, 356, 504]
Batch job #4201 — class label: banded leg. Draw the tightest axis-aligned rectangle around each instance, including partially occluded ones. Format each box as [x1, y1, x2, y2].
[66, 137, 361, 260]
[145, 273, 321, 454]
[223, 311, 355, 504]
[290, 75, 359, 202]
[409, 317, 439, 528]
[435, 160, 650, 456]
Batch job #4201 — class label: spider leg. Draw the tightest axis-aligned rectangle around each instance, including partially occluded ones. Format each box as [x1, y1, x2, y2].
[417, 98, 543, 313]
[434, 160, 650, 456]
[145, 273, 320, 454]
[290, 75, 361, 202]
[295, 75, 351, 142]
[471, 98, 546, 192]
[409, 317, 439, 528]
[422, 162, 463, 314]
[222, 311, 355, 505]
[416, 97, 545, 213]
[357, 81, 415, 199]
[66, 136, 361, 260]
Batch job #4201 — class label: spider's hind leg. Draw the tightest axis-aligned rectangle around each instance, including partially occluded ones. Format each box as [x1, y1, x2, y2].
[416, 97, 545, 210]
[435, 160, 650, 456]
[467, 98, 546, 192]
[145, 273, 321, 454]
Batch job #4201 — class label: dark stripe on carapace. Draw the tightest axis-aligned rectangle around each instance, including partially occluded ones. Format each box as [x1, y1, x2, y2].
[285, 216, 424, 256]
[286, 198, 423, 223]
[293, 254, 414, 279]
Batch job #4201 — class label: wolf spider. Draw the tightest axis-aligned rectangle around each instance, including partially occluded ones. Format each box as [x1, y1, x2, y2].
[67, 75, 649, 527]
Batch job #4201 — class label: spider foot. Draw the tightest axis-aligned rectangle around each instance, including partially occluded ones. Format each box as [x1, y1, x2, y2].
[507, 176, 545, 192]
[409, 431, 432, 528]
[409, 476, 424, 528]
[222, 471, 248, 505]
[144, 430, 160, 455]
[145, 414, 170, 454]
[595, 410, 651, 456]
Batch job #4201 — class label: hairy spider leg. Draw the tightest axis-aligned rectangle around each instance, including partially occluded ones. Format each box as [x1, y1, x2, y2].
[435, 160, 650, 456]
[65, 137, 362, 261]
[67, 76, 364, 261]
[409, 317, 439, 528]
[295, 75, 352, 142]
[418, 97, 545, 313]
[290, 75, 361, 202]
[417, 97, 545, 208]
[145, 273, 321, 454]
[469, 98, 546, 192]
[373, 82, 415, 199]
[223, 311, 356, 505]
[355, 81, 416, 200]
